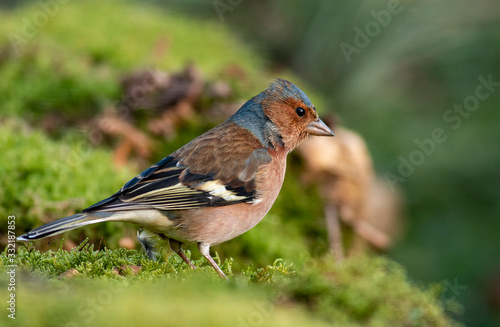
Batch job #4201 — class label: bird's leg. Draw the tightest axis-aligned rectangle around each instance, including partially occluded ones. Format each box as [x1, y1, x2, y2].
[137, 228, 163, 261]
[169, 238, 196, 269]
[198, 242, 228, 280]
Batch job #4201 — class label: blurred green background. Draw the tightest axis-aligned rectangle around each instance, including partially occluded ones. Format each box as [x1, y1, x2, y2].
[1, 0, 499, 326]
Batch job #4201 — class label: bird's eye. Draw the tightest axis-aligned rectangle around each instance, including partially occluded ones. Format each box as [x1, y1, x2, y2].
[295, 107, 306, 117]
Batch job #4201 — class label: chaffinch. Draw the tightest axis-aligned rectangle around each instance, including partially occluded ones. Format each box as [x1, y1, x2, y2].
[17, 79, 334, 279]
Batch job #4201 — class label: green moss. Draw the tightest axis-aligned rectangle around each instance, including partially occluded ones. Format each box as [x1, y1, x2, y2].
[0, 0, 270, 122]
[1, 244, 460, 326]
[0, 0, 263, 73]
[278, 257, 461, 326]
[0, 44, 119, 121]
[0, 119, 133, 240]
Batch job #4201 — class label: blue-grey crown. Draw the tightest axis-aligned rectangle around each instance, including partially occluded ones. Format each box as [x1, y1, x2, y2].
[261, 78, 314, 109]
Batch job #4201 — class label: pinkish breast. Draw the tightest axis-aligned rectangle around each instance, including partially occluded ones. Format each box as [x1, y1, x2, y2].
[162, 150, 288, 245]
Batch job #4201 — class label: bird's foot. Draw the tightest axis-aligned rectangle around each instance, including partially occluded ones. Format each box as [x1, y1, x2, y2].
[198, 242, 228, 280]
[169, 238, 196, 269]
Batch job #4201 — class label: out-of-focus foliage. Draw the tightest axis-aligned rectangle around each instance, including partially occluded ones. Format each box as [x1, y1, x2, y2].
[0, 0, 268, 123]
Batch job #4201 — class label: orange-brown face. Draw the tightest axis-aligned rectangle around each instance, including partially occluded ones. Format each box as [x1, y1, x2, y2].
[262, 96, 321, 151]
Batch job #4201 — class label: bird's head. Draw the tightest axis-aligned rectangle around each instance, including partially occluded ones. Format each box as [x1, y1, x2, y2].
[259, 79, 334, 151]
[229, 79, 334, 152]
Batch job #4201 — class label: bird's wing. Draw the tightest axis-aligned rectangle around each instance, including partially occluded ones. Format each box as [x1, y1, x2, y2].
[84, 124, 271, 212]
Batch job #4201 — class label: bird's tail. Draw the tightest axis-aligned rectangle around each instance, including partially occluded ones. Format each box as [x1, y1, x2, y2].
[17, 212, 117, 241]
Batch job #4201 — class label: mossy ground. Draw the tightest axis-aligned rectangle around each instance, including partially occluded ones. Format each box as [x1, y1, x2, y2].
[1, 242, 459, 327]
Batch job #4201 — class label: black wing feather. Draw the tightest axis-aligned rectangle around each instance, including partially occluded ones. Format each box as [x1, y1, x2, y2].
[83, 155, 257, 213]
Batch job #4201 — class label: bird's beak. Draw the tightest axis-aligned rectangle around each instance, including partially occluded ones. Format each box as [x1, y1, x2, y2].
[307, 118, 335, 137]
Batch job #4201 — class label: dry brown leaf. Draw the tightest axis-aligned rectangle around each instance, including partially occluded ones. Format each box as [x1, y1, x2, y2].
[58, 268, 80, 280]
